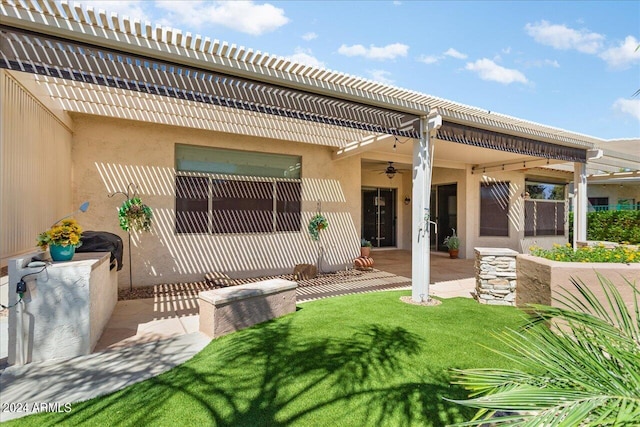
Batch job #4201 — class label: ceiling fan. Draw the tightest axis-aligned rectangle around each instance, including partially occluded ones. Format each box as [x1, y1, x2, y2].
[381, 161, 401, 179]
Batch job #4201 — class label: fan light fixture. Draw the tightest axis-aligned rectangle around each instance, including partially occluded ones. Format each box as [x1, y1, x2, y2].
[385, 162, 397, 179]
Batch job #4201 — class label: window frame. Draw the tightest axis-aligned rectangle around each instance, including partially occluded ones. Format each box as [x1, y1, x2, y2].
[479, 181, 510, 237]
[174, 144, 302, 236]
[175, 172, 302, 235]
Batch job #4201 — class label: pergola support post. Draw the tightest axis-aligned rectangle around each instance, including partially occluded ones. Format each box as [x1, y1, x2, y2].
[411, 115, 439, 302]
[573, 162, 588, 246]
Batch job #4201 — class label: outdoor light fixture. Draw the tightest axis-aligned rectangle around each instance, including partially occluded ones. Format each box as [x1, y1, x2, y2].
[384, 162, 398, 179]
[50, 201, 90, 226]
[404, 197, 411, 205]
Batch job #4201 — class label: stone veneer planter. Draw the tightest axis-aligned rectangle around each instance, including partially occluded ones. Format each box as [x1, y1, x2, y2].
[475, 248, 518, 306]
[516, 254, 640, 314]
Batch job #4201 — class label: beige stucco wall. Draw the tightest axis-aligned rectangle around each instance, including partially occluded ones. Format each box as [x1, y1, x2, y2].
[71, 113, 362, 287]
[588, 183, 639, 207]
[517, 254, 640, 319]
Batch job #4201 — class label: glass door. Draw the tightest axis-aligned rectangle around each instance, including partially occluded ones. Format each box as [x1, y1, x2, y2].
[362, 188, 397, 248]
[430, 184, 457, 252]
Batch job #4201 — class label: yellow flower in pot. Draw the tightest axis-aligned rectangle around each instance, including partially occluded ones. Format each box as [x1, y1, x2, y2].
[37, 218, 83, 261]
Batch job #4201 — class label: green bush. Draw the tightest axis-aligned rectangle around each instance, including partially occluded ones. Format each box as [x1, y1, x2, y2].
[530, 243, 639, 263]
[569, 210, 640, 244]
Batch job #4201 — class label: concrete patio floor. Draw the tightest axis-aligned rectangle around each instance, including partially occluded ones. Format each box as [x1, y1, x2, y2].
[94, 250, 475, 352]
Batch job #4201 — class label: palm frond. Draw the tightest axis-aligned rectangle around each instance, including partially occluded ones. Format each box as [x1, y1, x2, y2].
[450, 274, 640, 426]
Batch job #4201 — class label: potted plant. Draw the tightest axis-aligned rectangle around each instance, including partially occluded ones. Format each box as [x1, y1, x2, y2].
[308, 213, 328, 241]
[360, 238, 373, 257]
[37, 218, 83, 261]
[118, 197, 153, 232]
[443, 229, 460, 259]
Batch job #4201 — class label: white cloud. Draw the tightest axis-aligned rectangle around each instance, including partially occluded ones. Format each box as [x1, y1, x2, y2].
[338, 43, 409, 60]
[302, 32, 318, 41]
[154, 1, 289, 36]
[600, 36, 640, 69]
[444, 48, 467, 60]
[502, 47, 512, 55]
[522, 59, 560, 68]
[418, 54, 440, 64]
[287, 48, 325, 68]
[465, 59, 528, 85]
[613, 98, 640, 121]
[78, 0, 150, 22]
[368, 69, 394, 85]
[525, 20, 604, 54]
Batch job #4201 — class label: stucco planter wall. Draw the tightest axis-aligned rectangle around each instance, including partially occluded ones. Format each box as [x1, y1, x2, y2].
[516, 254, 640, 314]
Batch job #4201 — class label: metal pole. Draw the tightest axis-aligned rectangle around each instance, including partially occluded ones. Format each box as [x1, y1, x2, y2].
[128, 232, 133, 291]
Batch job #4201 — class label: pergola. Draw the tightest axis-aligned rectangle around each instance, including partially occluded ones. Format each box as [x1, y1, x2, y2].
[0, 0, 605, 301]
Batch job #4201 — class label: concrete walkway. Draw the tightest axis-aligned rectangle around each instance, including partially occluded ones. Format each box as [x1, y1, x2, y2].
[0, 332, 210, 422]
[0, 250, 475, 421]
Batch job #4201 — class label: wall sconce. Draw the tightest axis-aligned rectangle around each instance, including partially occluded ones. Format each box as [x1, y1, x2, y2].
[404, 197, 411, 205]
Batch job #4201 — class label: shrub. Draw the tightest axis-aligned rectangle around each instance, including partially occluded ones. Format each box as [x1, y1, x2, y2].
[530, 243, 639, 263]
[569, 210, 640, 244]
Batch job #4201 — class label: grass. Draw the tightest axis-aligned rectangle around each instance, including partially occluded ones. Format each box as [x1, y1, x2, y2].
[6, 291, 528, 427]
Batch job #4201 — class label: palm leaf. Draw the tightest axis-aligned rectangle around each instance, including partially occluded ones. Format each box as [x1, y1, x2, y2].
[450, 274, 640, 426]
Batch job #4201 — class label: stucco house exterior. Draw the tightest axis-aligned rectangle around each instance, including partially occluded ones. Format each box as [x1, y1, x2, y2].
[1, 0, 638, 295]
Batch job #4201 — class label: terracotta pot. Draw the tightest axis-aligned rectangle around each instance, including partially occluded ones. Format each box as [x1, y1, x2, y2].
[361, 246, 371, 257]
[449, 249, 459, 259]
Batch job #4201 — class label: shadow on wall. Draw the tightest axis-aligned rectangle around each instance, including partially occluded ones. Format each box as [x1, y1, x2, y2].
[93, 163, 360, 286]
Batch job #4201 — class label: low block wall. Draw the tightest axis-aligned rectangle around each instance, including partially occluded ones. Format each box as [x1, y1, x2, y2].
[199, 279, 297, 339]
[475, 248, 518, 306]
[7, 252, 118, 366]
[516, 254, 640, 315]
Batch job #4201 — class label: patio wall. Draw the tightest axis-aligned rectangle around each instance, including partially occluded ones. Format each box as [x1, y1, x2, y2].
[70, 113, 362, 287]
[0, 70, 74, 267]
[516, 254, 640, 315]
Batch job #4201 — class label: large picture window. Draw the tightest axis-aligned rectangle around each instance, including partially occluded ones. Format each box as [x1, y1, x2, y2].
[524, 181, 566, 237]
[175, 145, 301, 235]
[480, 181, 510, 237]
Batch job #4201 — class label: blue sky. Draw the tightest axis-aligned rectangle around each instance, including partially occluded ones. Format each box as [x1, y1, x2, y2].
[79, 1, 639, 140]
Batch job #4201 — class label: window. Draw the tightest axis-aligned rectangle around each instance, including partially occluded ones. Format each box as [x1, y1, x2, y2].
[175, 145, 301, 234]
[480, 181, 510, 236]
[588, 197, 609, 211]
[524, 181, 566, 237]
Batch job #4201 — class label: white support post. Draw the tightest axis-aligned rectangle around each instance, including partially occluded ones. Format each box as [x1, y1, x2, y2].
[411, 116, 434, 302]
[573, 162, 588, 246]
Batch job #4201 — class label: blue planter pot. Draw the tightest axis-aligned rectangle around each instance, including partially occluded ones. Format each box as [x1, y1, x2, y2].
[49, 244, 75, 261]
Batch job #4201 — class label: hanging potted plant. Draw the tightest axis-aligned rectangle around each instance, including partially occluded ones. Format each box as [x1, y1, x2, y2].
[308, 213, 328, 241]
[443, 229, 460, 259]
[118, 197, 153, 232]
[37, 218, 83, 261]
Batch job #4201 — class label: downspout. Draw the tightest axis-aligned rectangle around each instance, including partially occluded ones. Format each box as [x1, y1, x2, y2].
[411, 111, 442, 302]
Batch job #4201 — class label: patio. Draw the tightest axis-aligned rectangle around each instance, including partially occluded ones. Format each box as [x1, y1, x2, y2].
[93, 250, 475, 352]
[0, 249, 476, 422]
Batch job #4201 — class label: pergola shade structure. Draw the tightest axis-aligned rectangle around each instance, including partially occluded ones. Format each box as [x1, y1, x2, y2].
[437, 122, 587, 163]
[0, 25, 420, 139]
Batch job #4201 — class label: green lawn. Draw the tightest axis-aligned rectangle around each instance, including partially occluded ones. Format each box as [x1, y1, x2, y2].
[7, 291, 528, 427]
